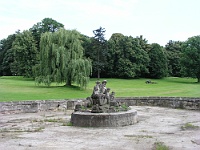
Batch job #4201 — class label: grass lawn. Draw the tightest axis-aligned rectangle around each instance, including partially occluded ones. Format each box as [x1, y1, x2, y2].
[0, 76, 200, 102]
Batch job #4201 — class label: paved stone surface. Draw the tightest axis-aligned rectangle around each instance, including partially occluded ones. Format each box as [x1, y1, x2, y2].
[0, 106, 200, 150]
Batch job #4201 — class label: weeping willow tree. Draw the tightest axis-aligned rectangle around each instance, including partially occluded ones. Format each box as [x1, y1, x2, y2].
[35, 28, 92, 88]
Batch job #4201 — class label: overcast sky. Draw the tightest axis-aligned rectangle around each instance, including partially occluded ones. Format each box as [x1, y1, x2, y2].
[0, 0, 200, 46]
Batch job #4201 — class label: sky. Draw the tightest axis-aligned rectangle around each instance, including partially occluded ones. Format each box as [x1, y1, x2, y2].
[0, 0, 200, 46]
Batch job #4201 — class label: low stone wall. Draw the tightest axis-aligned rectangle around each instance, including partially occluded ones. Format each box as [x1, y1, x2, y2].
[116, 97, 200, 110]
[0, 97, 200, 113]
[0, 99, 80, 114]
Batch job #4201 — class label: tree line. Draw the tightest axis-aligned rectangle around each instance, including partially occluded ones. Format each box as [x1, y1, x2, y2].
[0, 18, 200, 87]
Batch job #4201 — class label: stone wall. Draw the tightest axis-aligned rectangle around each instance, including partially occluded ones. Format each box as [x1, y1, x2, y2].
[116, 97, 200, 110]
[0, 99, 81, 114]
[0, 97, 200, 113]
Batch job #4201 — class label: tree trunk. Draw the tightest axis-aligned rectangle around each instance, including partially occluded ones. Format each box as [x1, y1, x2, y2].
[98, 69, 100, 79]
[97, 47, 100, 79]
[65, 77, 71, 86]
[198, 77, 200, 83]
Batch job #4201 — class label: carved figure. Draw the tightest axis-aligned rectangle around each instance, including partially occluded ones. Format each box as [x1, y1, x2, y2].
[91, 81, 101, 105]
[99, 80, 107, 94]
[74, 80, 117, 113]
[105, 88, 111, 104]
[110, 91, 115, 101]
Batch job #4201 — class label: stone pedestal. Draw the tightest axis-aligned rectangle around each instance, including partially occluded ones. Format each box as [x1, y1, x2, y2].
[71, 109, 137, 127]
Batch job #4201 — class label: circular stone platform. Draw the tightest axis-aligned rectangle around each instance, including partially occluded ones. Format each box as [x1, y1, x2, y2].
[71, 109, 137, 127]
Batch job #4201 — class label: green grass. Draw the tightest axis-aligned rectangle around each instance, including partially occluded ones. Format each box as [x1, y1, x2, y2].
[181, 123, 199, 130]
[153, 142, 169, 150]
[0, 76, 200, 102]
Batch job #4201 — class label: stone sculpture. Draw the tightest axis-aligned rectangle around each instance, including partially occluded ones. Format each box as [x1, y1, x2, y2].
[90, 80, 123, 113]
[74, 80, 129, 113]
[71, 80, 136, 127]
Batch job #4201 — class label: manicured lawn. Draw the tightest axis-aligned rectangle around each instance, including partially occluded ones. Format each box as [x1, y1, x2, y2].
[0, 76, 199, 102]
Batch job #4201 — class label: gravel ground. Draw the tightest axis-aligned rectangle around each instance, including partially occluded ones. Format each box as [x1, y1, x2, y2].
[0, 106, 200, 150]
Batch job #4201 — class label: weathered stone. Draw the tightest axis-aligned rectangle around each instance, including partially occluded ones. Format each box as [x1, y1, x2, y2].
[23, 102, 38, 113]
[0, 97, 200, 114]
[71, 109, 137, 127]
[67, 100, 76, 110]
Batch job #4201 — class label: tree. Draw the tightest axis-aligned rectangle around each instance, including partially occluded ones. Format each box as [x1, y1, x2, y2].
[29, 18, 64, 51]
[92, 27, 107, 79]
[165, 40, 183, 77]
[107, 33, 149, 78]
[80, 34, 93, 62]
[36, 28, 92, 88]
[2, 49, 15, 75]
[11, 30, 38, 77]
[181, 35, 200, 83]
[131, 36, 150, 78]
[0, 34, 17, 76]
[136, 35, 151, 52]
[147, 43, 168, 78]
[107, 34, 134, 78]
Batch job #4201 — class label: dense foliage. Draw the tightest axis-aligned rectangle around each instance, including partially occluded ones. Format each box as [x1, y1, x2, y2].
[106, 33, 149, 78]
[92, 27, 107, 78]
[0, 33, 16, 76]
[147, 43, 168, 78]
[35, 28, 92, 88]
[0, 17, 200, 85]
[29, 18, 64, 51]
[181, 36, 200, 83]
[11, 30, 38, 77]
[165, 40, 183, 77]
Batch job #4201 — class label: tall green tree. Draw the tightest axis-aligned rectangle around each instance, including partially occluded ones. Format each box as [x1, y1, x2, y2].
[11, 30, 38, 77]
[131, 36, 150, 78]
[30, 18, 64, 50]
[147, 43, 168, 78]
[107, 34, 134, 78]
[0, 34, 16, 75]
[2, 49, 15, 75]
[36, 28, 92, 88]
[107, 33, 149, 78]
[181, 35, 200, 83]
[80, 34, 93, 60]
[92, 27, 107, 79]
[165, 40, 183, 77]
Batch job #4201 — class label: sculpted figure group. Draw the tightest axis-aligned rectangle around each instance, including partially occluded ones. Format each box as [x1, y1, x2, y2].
[74, 80, 120, 113]
[91, 80, 115, 106]
[91, 80, 115, 113]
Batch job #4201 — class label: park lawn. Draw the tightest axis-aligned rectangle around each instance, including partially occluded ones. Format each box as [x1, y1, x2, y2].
[0, 76, 200, 102]
[104, 77, 200, 97]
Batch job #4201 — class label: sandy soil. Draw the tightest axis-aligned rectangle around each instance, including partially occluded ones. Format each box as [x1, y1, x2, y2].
[0, 106, 200, 150]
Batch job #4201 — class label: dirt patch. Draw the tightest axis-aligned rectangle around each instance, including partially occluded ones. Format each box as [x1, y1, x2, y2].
[0, 106, 200, 150]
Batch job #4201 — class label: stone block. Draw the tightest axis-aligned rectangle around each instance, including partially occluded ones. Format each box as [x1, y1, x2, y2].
[71, 109, 138, 127]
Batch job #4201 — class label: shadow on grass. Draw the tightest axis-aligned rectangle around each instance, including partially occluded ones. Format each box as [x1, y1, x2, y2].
[0, 76, 34, 81]
[33, 84, 82, 90]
